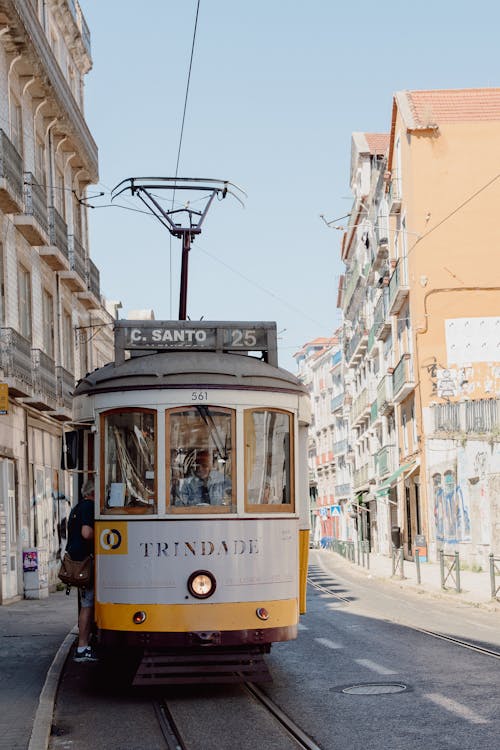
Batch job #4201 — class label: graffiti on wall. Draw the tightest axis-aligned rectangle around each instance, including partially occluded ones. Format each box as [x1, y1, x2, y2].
[433, 469, 471, 544]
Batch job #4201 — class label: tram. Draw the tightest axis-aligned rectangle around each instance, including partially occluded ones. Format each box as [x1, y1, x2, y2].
[72, 319, 311, 682]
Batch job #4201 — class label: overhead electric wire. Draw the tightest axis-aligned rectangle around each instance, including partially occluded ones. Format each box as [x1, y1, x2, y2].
[170, 0, 202, 317]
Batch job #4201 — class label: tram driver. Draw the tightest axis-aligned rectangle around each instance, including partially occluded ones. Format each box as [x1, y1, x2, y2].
[179, 449, 232, 506]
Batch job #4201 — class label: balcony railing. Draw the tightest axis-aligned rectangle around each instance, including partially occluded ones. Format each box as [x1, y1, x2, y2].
[375, 445, 396, 478]
[351, 387, 370, 424]
[392, 353, 415, 403]
[334, 482, 351, 498]
[49, 207, 69, 258]
[431, 399, 500, 434]
[330, 392, 344, 412]
[55, 366, 75, 413]
[30, 349, 57, 407]
[333, 438, 348, 455]
[86, 258, 100, 300]
[353, 463, 369, 489]
[388, 174, 402, 213]
[376, 375, 393, 415]
[0, 328, 33, 396]
[388, 260, 409, 315]
[14, 172, 50, 245]
[0, 129, 23, 213]
[68, 234, 87, 280]
[373, 291, 391, 340]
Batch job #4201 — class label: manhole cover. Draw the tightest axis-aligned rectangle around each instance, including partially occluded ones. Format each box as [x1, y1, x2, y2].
[342, 683, 407, 695]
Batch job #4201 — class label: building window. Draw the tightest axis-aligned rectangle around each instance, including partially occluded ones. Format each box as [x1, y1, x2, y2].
[101, 409, 156, 514]
[10, 92, 23, 156]
[18, 265, 32, 340]
[42, 289, 54, 358]
[35, 137, 47, 191]
[245, 409, 294, 511]
[72, 190, 82, 240]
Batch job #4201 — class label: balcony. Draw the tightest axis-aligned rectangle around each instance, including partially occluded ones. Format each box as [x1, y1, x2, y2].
[48, 366, 75, 421]
[0, 328, 33, 397]
[77, 256, 101, 308]
[345, 318, 369, 365]
[392, 353, 416, 403]
[351, 387, 370, 426]
[388, 174, 402, 214]
[376, 375, 393, 416]
[0, 130, 23, 214]
[388, 260, 409, 315]
[13, 173, 50, 246]
[61, 234, 87, 292]
[334, 482, 351, 499]
[39, 207, 70, 270]
[372, 224, 389, 272]
[333, 438, 348, 456]
[330, 392, 344, 413]
[374, 445, 396, 479]
[24, 349, 57, 411]
[353, 463, 369, 490]
[373, 292, 391, 341]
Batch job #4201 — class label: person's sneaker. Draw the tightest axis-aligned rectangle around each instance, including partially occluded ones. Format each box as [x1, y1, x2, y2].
[73, 646, 98, 663]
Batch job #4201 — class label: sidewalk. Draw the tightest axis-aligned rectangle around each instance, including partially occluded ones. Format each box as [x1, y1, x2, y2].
[0, 588, 77, 750]
[314, 545, 500, 613]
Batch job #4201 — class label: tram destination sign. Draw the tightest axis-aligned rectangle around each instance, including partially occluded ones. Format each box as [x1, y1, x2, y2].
[115, 321, 278, 365]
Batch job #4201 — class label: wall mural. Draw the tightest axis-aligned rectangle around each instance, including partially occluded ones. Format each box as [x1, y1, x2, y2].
[432, 468, 471, 544]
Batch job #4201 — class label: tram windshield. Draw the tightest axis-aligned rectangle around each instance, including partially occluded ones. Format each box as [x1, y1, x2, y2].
[101, 409, 156, 513]
[167, 406, 234, 512]
[245, 409, 294, 510]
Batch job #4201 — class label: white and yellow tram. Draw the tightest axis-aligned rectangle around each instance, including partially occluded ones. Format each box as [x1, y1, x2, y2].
[72, 320, 310, 677]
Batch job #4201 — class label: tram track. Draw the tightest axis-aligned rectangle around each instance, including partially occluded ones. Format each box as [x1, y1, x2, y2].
[154, 683, 323, 750]
[307, 575, 353, 604]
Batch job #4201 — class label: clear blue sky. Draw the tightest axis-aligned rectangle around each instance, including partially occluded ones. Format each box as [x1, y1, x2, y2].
[78, 0, 499, 371]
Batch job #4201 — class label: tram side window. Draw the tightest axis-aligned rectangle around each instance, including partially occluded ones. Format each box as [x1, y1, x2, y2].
[101, 409, 156, 513]
[167, 406, 234, 512]
[245, 409, 294, 511]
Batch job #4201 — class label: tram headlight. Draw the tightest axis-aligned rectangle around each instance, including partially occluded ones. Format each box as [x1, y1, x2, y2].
[187, 570, 216, 599]
[256, 607, 269, 621]
[132, 611, 147, 625]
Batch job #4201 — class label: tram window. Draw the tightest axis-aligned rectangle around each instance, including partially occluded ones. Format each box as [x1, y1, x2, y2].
[101, 409, 156, 514]
[166, 406, 234, 513]
[245, 409, 294, 511]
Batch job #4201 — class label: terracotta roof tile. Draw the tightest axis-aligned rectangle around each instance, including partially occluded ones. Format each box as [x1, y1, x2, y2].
[406, 88, 500, 127]
[364, 133, 390, 154]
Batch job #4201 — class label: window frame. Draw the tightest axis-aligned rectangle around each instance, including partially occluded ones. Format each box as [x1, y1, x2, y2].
[165, 405, 236, 515]
[18, 265, 32, 340]
[244, 408, 295, 514]
[99, 407, 158, 515]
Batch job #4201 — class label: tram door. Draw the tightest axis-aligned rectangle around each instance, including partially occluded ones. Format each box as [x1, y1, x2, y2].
[0, 459, 18, 601]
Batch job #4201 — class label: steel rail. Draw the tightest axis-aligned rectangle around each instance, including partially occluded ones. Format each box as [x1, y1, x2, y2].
[244, 682, 324, 750]
[410, 627, 500, 660]
[153, 700, 187, 750]
[307, 576, 352, 604]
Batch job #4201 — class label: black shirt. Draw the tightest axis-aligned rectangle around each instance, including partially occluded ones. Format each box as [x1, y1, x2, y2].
[65, 499, 94, 560]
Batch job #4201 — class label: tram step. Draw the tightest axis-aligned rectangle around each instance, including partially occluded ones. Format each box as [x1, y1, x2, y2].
[132, 648, 273, 685]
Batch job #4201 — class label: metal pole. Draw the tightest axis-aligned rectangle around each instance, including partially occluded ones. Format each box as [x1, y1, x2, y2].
[178, 231, 191, 320]
[490, 553, 495, 600]
[415, 548, 421, 585]
[399, 547, 404, 580]
[440, 549, 445, 588]
[455, 550, 461, 593]
[391, 546, 396, 577]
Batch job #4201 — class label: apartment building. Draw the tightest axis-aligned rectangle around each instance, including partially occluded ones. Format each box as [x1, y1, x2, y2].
[0, 0, 115, 603]
[295, 334, 356, 544]
[338, 90, 500, 566]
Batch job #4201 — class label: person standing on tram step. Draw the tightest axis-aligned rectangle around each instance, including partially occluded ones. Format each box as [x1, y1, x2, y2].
[66, 479, 98, 662]
[180, 449, 232, 505]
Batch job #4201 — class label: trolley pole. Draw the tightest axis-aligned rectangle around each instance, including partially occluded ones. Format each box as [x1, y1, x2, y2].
[179, 231, 191, 320]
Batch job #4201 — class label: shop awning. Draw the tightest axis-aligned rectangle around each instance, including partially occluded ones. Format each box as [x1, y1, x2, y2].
[376, 461, 416, 496]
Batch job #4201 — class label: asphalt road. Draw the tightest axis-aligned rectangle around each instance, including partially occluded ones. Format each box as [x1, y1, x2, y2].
[49, 552, 500, 749]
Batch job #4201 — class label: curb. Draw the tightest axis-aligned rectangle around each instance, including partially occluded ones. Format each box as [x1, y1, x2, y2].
[28, 627, 77, 750]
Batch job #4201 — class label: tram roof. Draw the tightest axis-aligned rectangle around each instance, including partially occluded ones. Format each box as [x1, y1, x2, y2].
[73, 350, 308, 397]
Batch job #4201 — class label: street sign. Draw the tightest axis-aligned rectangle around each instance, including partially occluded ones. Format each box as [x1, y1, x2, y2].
[331, 504, 341, 517]
[0, 383, 8, 414]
